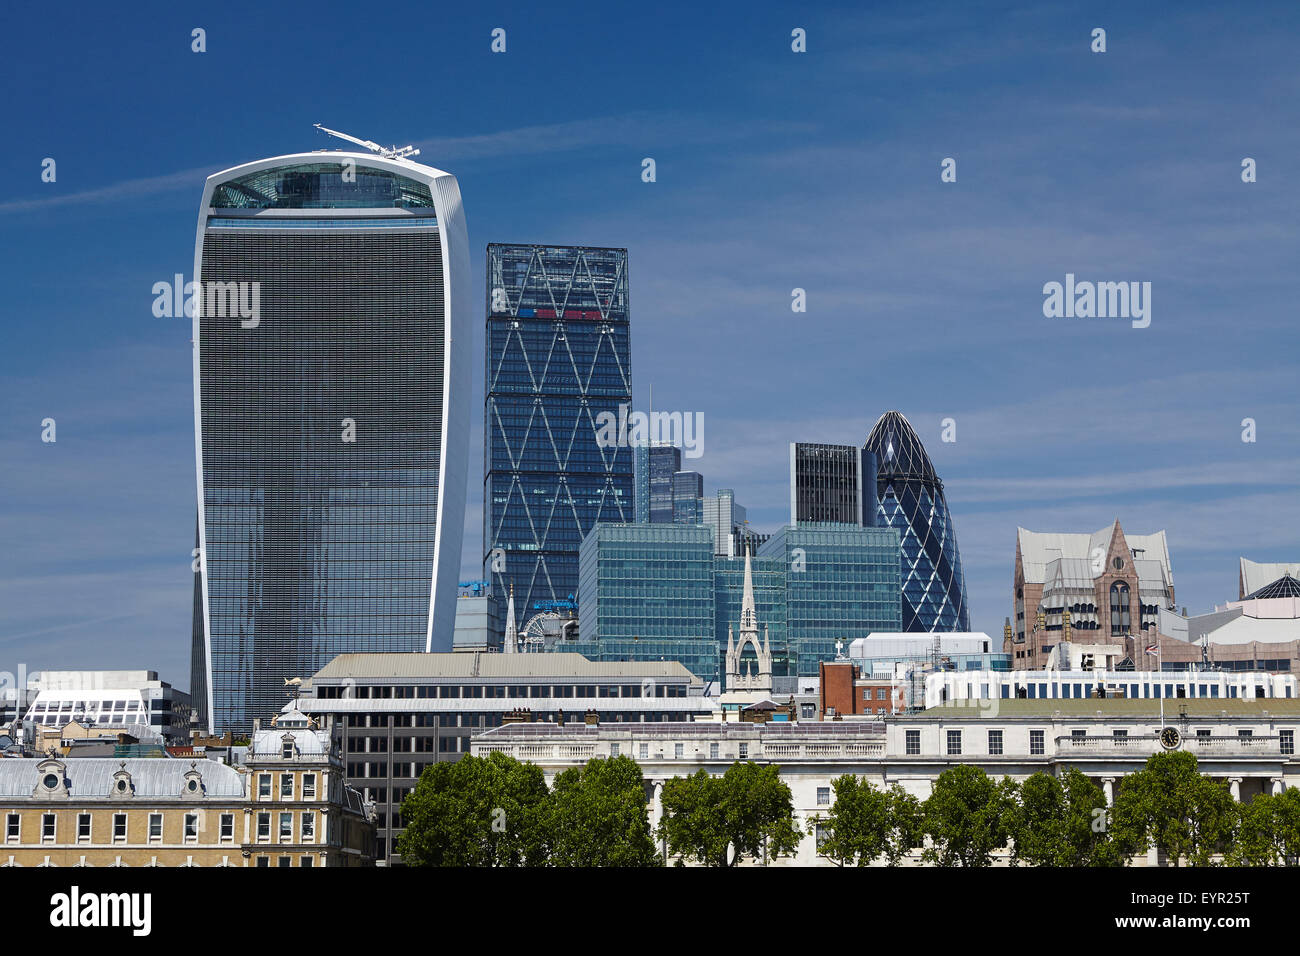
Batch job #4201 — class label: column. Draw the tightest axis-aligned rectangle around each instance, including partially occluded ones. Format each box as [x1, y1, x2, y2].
[1271, 777, 1284, 796]
[1102, 777, 1116, 806]
[1228, 777, 1242, 802]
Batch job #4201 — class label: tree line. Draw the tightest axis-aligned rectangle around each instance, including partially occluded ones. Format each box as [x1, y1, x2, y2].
[395, 749, 1300, 866]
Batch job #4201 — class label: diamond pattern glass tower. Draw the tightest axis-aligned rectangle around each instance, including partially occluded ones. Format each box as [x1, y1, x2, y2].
[485, 245, 632, 616]
[191, 153, 470, 734]
[863, 411, 970, 632]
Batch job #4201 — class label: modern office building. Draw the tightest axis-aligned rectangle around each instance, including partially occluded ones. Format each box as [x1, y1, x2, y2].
[484, 244, 632, 619]
[1239, 558, 1300, 599]
[21, 671, 192, 745]
[790, 442, 875, 526]
[290, 652, 711, 863]
[702, 488, 765, 557]
[634, 443, 682, 523]
[572, 520, 900, 681]
[1009, 520, 1175, 669]
[758, 523, 902, 676]
[452, 588, 504, 652]
[671, 470, 704, 524]
[574, 523, 718, 680]
[863, 411, 970, 632]
[190, 150, 471, 734]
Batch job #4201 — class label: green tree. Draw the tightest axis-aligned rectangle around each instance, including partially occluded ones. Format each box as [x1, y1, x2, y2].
[921, 765, 1016, 867]
[814, 776, 922, 866]
[1225, 788, 1300, 866]
[1109, 750, 1235, 867]
[396, 751, 549, 866]
[548, 755, 661, 867]
[658, 762, 800, 866]
[1007, 769, 1120, 866]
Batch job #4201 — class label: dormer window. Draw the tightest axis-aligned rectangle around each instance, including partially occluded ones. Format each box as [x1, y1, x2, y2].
[282, 740, 295, 759]
[42, 774, 59, 791]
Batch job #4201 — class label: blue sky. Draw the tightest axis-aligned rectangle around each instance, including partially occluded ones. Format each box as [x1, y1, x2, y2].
[2, 1, 1298, 690]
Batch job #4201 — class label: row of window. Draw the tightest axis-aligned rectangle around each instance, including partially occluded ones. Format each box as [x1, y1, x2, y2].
[905, 728, 1297, 756]
[7, 812, 233, 844]
[255, 772, 317, 801]
[319, 683, 688, 700]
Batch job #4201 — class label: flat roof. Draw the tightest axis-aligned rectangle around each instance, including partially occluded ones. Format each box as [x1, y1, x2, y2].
[310, 652, 699, 683]
[918, 698, 1300, 718]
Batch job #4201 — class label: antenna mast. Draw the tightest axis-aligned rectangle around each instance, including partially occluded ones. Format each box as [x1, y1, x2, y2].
[313, 124, 420, 161]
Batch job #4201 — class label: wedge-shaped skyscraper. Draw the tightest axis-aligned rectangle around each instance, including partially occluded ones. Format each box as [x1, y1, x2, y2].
[190, 152, 470, 733]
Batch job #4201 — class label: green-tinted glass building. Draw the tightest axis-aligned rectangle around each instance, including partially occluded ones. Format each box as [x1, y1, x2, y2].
[759, 523, 902, 675]
[570, 520, 902, 682]
[573, 523, 719, 680]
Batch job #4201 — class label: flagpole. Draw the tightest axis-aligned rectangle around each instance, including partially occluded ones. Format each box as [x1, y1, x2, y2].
[1158, 633, 1164, 730]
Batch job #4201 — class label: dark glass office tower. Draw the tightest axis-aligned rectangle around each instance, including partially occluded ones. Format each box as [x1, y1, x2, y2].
[863, 411, 970, 632]
[485, 244, 632, 617]
[790, 442, 875, 525]
[644, 444, 681, 523]
[671, 470, 704, 524]
[191, 153, 470, 734]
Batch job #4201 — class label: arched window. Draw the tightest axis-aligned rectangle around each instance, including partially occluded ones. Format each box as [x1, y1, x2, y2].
[1110, 582, 1130, 634]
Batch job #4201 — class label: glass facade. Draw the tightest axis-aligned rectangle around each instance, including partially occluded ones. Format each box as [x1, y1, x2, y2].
[758, 523, 902, 676]
[642, 445, 682, 523]
[573, 524, 717, 680]
[671, 470, 704, 524]
[571, 520, 900, 681]
[193, 158, 467, 735]
[485, 245, 633, 618]
[863, 411, 970, 632]
[714, 554, 790, 679]
[790, 443, 874, 525]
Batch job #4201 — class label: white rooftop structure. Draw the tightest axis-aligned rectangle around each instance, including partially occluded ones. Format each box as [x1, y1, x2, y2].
[1239, 558, 1300, 599]
[848, 633, 993, 660]
[1018, 524, 1173, 590]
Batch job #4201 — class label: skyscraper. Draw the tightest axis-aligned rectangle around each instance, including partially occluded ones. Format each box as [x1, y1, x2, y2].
[671, 470, 704, 524]
[484, 244, 633, 618]
[863, 411, 970, 632]
[635, 443, 681, 523]
[191, 150, 470, 734]
[789, 442, 875, 525]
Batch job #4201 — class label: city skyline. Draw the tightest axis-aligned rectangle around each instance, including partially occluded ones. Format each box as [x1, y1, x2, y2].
[2, 2, 1300, 691]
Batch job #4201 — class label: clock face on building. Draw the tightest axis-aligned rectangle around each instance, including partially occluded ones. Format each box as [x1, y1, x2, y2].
[1160, 726, 1181, 750]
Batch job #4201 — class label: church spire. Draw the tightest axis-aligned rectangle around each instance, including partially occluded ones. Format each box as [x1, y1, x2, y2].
[740, 541, 757, 634]
[504, 584, 517, 654]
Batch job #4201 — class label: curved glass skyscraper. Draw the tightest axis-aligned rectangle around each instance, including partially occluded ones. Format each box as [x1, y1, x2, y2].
[863, 411, 970, 632]
[190, 152, 470, 733]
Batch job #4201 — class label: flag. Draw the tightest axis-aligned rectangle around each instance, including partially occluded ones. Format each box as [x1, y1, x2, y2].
[1144, 642, 1158, 655]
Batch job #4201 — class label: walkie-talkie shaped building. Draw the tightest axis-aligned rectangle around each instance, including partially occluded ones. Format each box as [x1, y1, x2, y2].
[190, 152, 470, 734]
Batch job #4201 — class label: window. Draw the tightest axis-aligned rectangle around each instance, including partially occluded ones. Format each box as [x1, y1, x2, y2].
[738, 743, 748, 759]
[113, 813, 127, 842]
[988, 730, 1003, 755]
[282, 740, 295, 759]
[946, 730, 962, 755]
[77, 813, 93, 842]
[301, 812, 315, 843]
[301, 855, 314, 868]
[280, 812, 293, 842]
[302, 774, 316, 800]
[815, 823, 829, 852]
[1113, 729, 1128, 739]
[1239, 729, 1254, 740]
[278, 856, 292, 868]
[220, 814, 234, 842]
[1109, 582, 1131, 634]
[42, 814, 56, 843]
[877, 688, 887, 700]
[280, 773, 294, 799]
[674, 743, 684, 759]
[610, 743, 620, 757]
[905, 729, 920, 755]
[256, 856, 269, 867]
[639, 743, 648, 759]
[5, 814, 19, 843]
[1030, 730, 1045, 755]
[258, 774, 271, 799]
[817, 787, 831, 806]
[1282, 730, 1295, 755]
[1071, 729, 1086, 740]
[709, 742, 719, 760]
[257, 812, 270, 842]
[184, 813, 199, 842]
[148, 813, 163, 842]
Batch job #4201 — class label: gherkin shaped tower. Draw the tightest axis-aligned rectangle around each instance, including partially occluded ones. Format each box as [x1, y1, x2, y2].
[863, 411, 970, 632]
